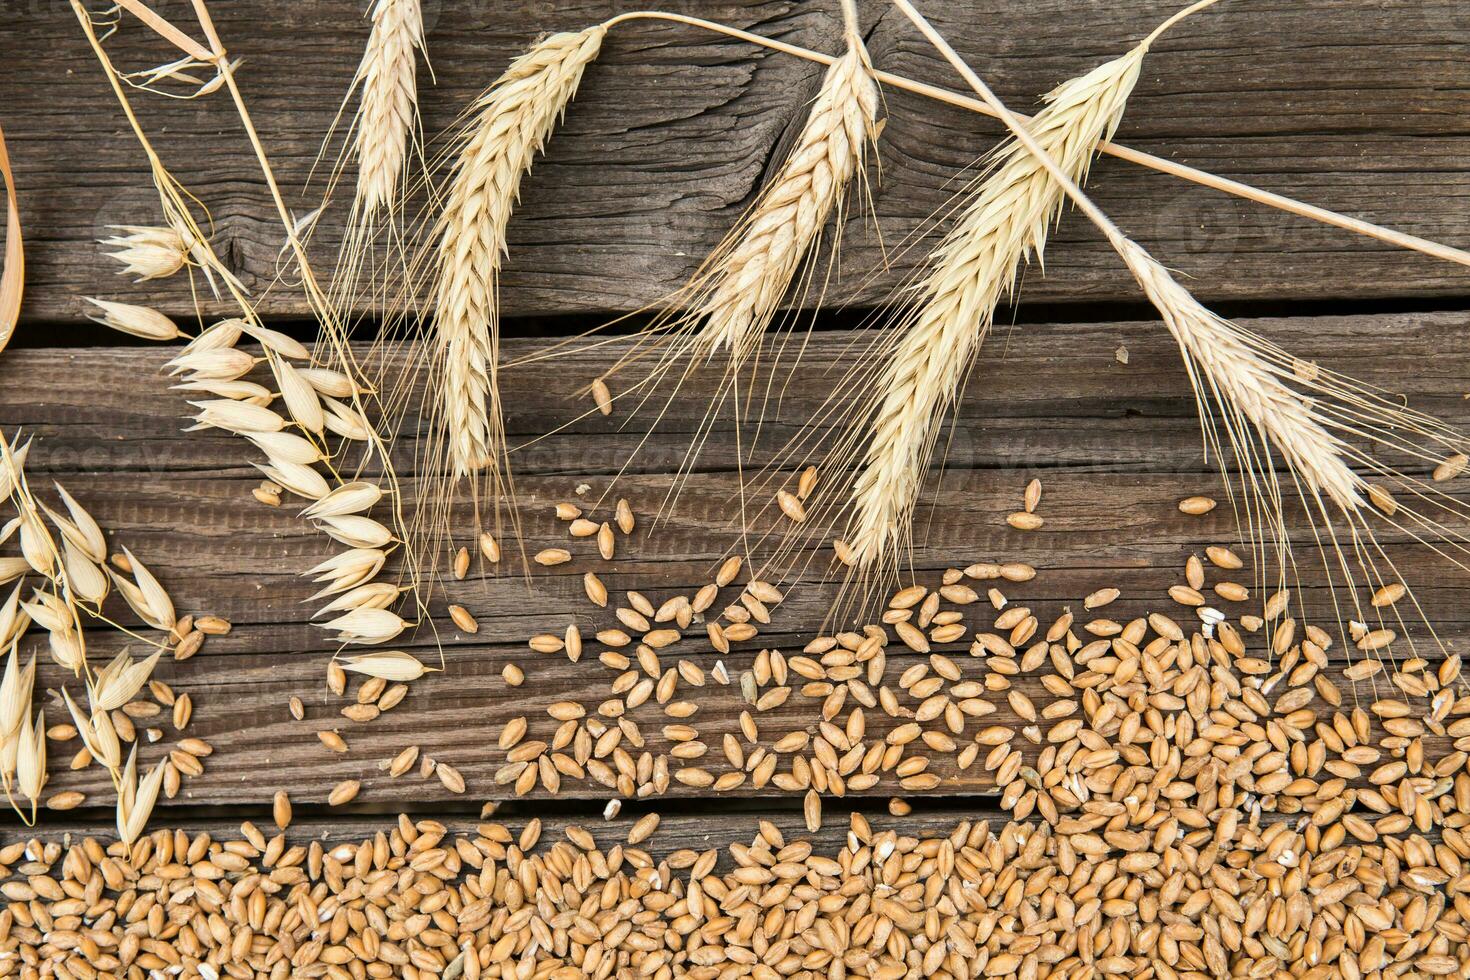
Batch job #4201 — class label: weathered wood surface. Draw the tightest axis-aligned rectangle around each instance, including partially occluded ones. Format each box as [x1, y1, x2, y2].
[3, 0, 1470, 323]
[0, 316, 1466, 813]
[17, 811, 1058, 871]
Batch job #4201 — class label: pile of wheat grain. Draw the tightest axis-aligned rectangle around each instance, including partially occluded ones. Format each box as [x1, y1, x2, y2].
[4, 794, 1467, 976]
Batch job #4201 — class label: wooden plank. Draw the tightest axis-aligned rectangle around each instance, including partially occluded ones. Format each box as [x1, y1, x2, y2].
[0, 313, 1464, 813]
[2, 312, 1466, 480]
[12, 472, 1469, 808]
[25, 628, 1468, 810]
[11, 808, 1051, 873]
[2, 1, 1469, 323]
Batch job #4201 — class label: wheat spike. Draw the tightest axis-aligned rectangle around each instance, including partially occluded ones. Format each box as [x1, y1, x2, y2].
[353, 0, 426, 216]
[845, 46, 1149, 567]
[433, 26, 605, 479]
[894, 0, 1470, 674]
[697, 34, 879, 363]
[1116, 239, 1363, 512]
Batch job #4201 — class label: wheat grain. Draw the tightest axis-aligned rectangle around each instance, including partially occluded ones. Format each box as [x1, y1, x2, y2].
[432, 26, 605, 480]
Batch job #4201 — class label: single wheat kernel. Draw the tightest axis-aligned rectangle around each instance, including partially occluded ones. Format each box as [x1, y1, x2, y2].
[627, 812, 660, 844]
[535, 548, 572, 566]
[797, 466, 819, 499]
[46, 791, 85, 811]
[777, 490, 807, 523]
[437, 763, 466, 794]
[1214, 581, 1249, 602]
[328, 780, 361, 806]
[1367, 484, 1396, 515]
[1372, 583, 1406, 607]
[716, 555, 742, 587]
[453, 546, 470, 579]
[1433, 453, 1467, 482]
[389, 745, 419, 777]
[803, 788, 822, 832]
[173, 631, 204, 662]
[1178, 495, 1216, 515]
[591, 378, 614, 416]
[584, 571, 608, 607]
[195, 615, 232, 635]
[479, 531, 501, 563]
[318, 730, 349, 753]
[616, 498, 634, 534]
[449, 604, 479, 633]
[1206, 544, 1242, 569]
[1023, 478, 1041, 513]
[272, 790, 292, 829]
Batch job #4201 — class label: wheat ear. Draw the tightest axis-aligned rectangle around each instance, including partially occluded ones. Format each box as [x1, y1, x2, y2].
[892, 0, 1366, 521]
[433, 26, 605, 480]
[696, 31, 878, 363]
[844, 44, 1153, 567]
[353, 0, 426, 216]
[896, 0, 1470, 674]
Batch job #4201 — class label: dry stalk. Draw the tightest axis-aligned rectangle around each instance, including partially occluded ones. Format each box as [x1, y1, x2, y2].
[599, 8, 1470, 270]
[70, 1, 426, 645]
[431, 26, 605, 483]
[587, 11, 878, 529]
[322, 0, 429, 319]
[679, 24, 878, 366]
[0, 120, 20, 352]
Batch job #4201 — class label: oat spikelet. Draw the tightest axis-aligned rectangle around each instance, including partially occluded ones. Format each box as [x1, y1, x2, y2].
[696, 36, 879, 363]
[353, 0, 426, 215]
[845, 45, 1149, 567]
[433, 26, 605, 479]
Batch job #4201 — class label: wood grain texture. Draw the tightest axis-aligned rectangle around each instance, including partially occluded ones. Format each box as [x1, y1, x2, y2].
[13, 810, 1072, 868]
[0, 315, 1465, 813]
[1, 0, 1468, 324]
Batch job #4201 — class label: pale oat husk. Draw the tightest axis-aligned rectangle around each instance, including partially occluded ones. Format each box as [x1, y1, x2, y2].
[339, 650, 432, 682]
[322, 607, 411, 645]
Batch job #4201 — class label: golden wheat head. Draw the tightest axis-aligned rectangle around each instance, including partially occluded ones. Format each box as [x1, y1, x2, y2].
[432, 26, 605, 481]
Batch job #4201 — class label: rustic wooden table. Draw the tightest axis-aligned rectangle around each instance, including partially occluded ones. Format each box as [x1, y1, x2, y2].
[0, 0, 1467, 851]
